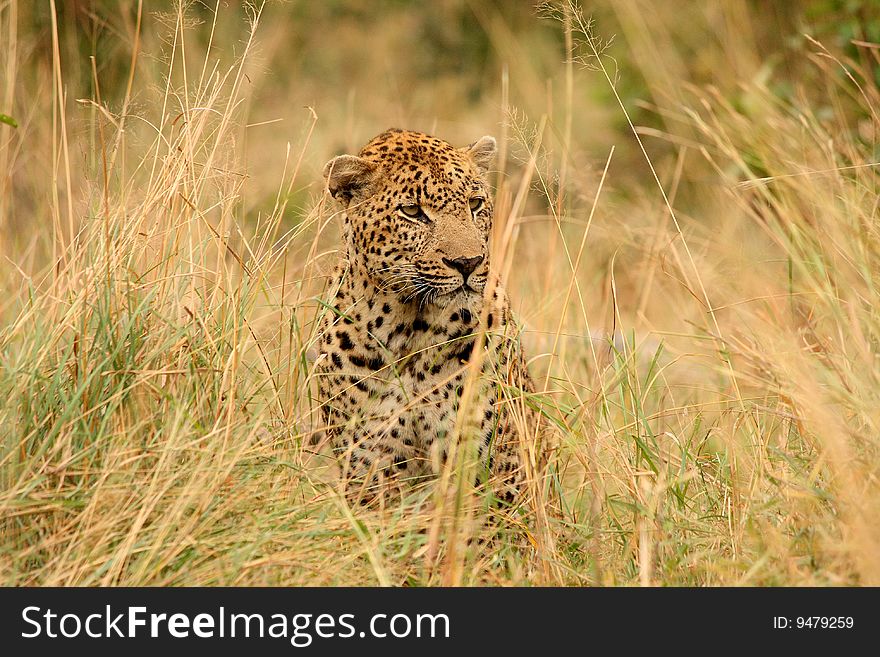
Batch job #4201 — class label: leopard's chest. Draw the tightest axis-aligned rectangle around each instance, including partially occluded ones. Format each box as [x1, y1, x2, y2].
[368, 337, 495, 460]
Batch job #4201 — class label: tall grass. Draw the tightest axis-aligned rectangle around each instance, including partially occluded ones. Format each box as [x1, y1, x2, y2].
[0, 0, 877, 585]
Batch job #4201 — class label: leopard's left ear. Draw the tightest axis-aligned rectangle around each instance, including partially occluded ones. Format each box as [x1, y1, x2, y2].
[461, 135, 497, 175]
[323, 154, 378, 204]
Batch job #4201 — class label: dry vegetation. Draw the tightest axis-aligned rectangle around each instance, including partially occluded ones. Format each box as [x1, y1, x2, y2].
[1, 0, 879, 586]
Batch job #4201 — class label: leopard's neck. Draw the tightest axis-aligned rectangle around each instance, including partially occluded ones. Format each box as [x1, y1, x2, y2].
[329, 262, 485, 363]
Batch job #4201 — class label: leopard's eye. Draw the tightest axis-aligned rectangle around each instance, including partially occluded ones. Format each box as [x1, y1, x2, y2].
[468, 197, 485, 212]
[398, 204, 428, 222]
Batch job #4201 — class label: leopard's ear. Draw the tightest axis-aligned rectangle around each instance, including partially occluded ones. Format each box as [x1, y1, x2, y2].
[461, 135, 497, 175]
[323, 155, 378, 203]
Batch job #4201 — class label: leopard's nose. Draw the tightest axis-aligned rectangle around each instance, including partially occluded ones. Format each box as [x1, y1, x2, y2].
[442, 255, 484, 280]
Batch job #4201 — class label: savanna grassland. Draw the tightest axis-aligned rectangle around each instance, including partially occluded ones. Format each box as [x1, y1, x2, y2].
[1, 0, 879, 586]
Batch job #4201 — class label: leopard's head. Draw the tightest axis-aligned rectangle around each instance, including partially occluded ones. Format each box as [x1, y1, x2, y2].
[324, 129, 496, 309]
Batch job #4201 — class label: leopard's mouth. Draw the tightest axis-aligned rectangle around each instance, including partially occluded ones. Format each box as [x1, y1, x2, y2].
[440, 280, 483, 296]
[431, 283, 483, 306]
[394, 271, 484, 308]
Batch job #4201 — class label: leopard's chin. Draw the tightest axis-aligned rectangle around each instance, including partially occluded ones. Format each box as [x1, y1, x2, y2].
[430, 285, 483, 309]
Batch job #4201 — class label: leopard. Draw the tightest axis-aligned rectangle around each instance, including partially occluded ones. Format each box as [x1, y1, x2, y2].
[314, 128, 544, 507]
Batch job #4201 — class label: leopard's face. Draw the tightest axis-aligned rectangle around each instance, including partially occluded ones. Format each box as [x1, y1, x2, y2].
[324, 129, 496, 309]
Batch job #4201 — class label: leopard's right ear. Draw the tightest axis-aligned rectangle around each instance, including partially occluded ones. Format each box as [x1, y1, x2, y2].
[323, 155, 378, 204]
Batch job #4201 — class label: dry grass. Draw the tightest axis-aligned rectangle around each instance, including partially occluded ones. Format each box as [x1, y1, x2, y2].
[1, 0, 878, 586]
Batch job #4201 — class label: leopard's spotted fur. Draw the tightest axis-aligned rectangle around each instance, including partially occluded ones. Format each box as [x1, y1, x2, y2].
[315, 128, 542, 504]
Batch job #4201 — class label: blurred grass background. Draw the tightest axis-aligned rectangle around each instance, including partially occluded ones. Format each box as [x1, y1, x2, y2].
[1, 0, 879, 585]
